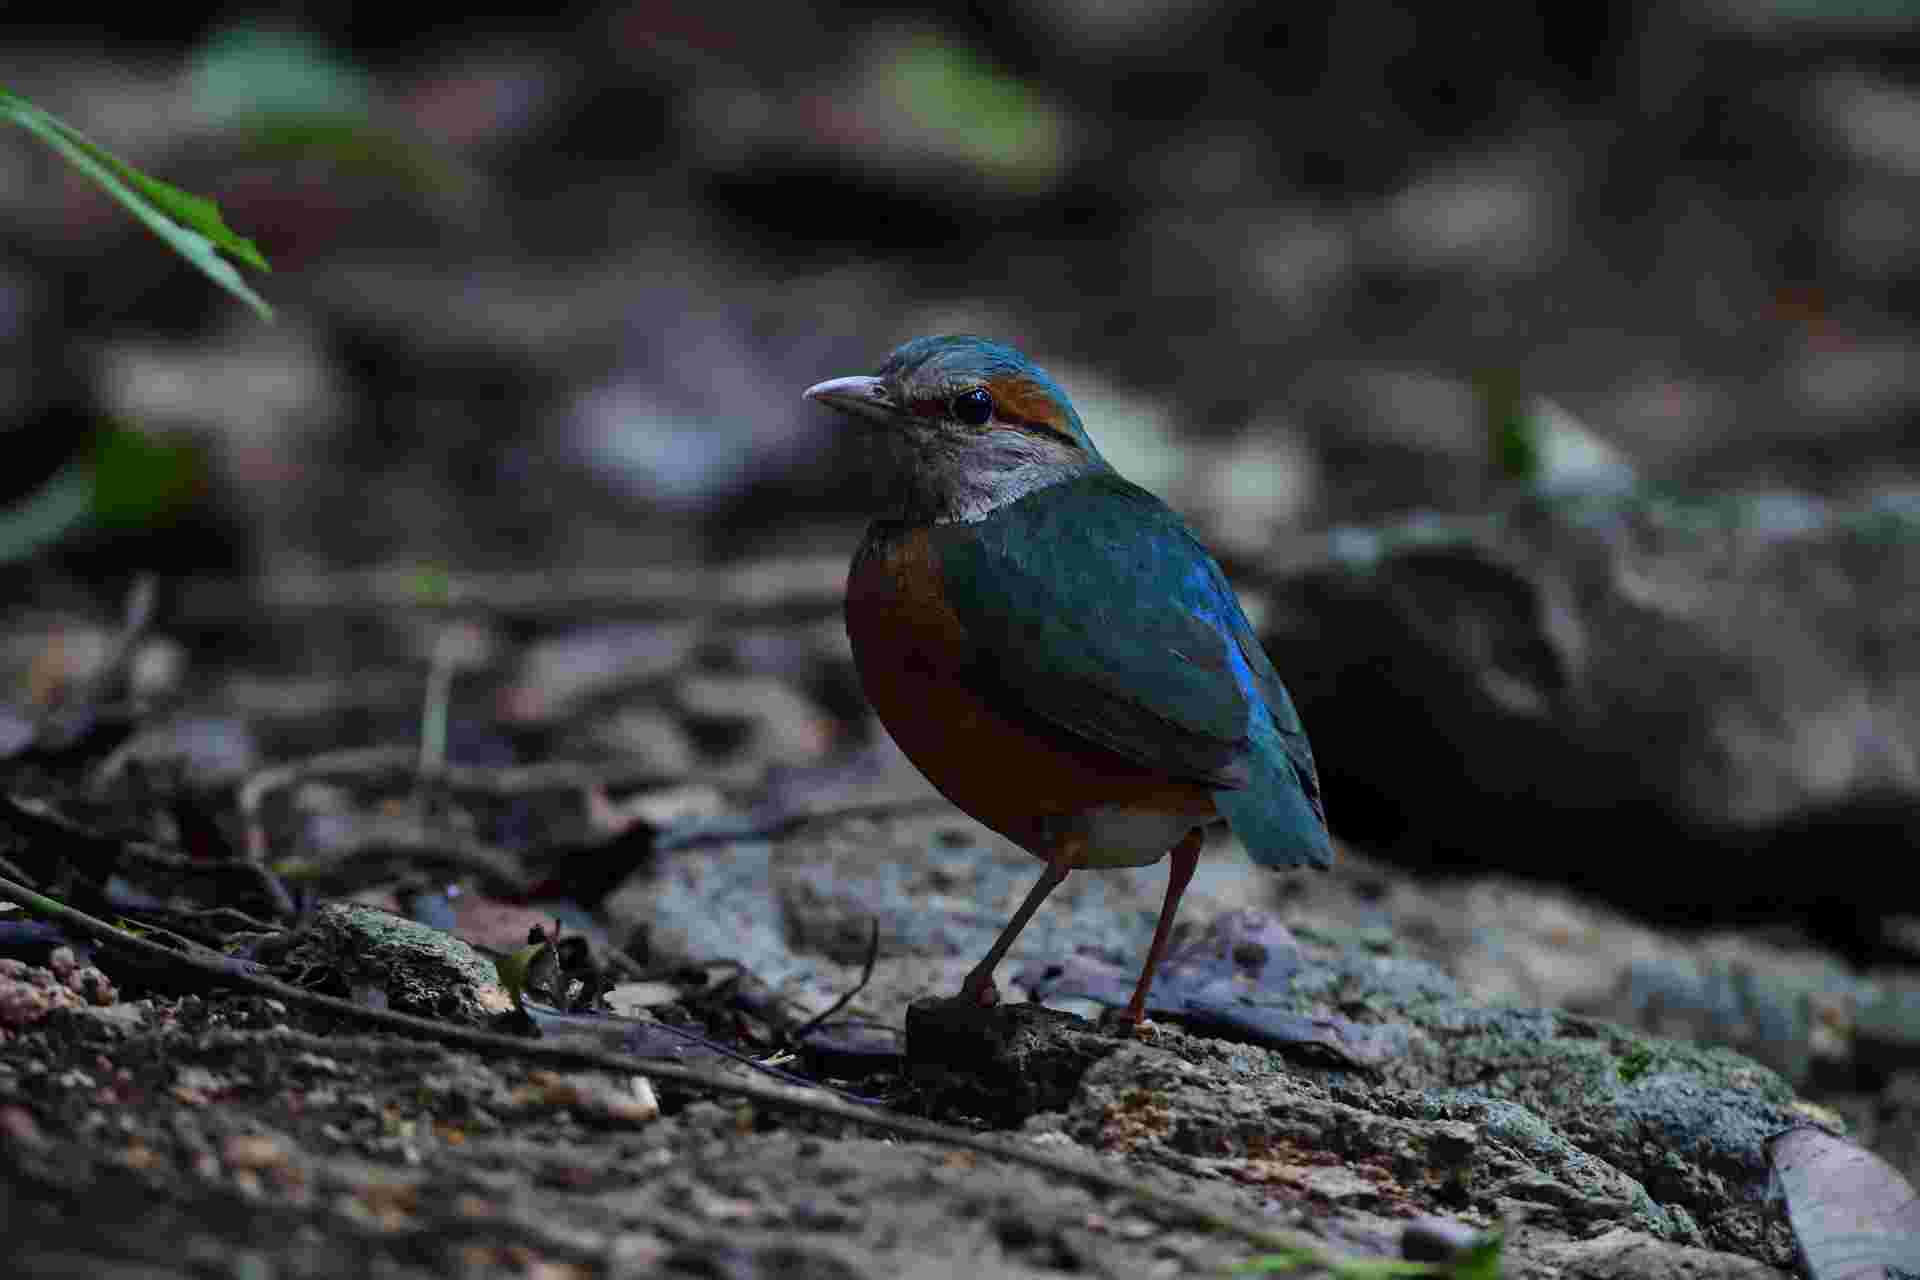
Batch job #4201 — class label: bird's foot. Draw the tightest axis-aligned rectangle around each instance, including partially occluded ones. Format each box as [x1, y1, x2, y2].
[958, 970, 1001, 1008]
[1101, 1006, 1159, 1039]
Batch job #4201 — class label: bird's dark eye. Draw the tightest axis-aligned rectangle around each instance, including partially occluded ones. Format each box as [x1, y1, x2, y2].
[952, 387, 995, 427]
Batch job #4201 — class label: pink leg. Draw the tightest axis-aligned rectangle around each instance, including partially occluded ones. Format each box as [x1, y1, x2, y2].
[959, 854, 1072, 1007]
[1122, 827, 1204, 1025]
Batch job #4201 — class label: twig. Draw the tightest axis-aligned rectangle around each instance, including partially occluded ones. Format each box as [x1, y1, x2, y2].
[417, 630, 455, 792]
[0, 793, 295, 918]
[273, 815, 530, 892]
[237, 747, 692, 862]
[237, 745, 413, 860]
[593, 1008, 884, 1106]
[0, 869, 1340, 1261]
[80, 572, 158, 709]
[0, 848, 38, 886]
[163, 904, 287, 934]
[173, 560, 848, 620]
[654, 796, 950, 853]
[787, 917, 880, 1045]
[237, 743, 947, 869]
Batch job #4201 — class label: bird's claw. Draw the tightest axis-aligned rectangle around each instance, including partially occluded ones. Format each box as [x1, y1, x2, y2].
[959, 973, 1001, 1008]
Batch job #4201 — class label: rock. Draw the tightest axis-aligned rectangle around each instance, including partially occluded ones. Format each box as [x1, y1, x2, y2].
[616, 808, 1824, 1267]
[1278, 858, 1875, 1091]
[904, 997, 1117, 1123]
[1027, 910, 1410, 1066]
[766, 809, 1204, 989]
[1259, 489, 1920, 942]
[283, 902, 514, 1023]
[0, 956, 114, 1029]
[1527, 1227, 1783, 1279]
[1052, 1009, 1795, 1261]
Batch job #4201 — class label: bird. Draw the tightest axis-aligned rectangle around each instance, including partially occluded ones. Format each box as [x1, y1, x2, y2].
[805, 336, 1332, 1026]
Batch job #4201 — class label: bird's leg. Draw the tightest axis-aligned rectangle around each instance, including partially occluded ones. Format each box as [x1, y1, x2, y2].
[959, 852, 1074, 1008]
[1122, 827, 1204, 1025]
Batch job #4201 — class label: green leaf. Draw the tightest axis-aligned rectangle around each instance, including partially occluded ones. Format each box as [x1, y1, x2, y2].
[187, 25, 374, 124]
[1331, 1261, 1449, 1278]
[0, 458, 92, 565]
[187, 27, 477, 207]
[90, 424, 208, 529]
[1616, 1043, 1655, 1084]
[885, 33, 1068, 192]
[1446, 1233, 1505, 1280]
[1233, 1230, 1503, 1280]
[1477, 367, 1537, 482]
[408, 563, 453, 607]
[491, 941, 545, 1012]
[0, 85, 272, 319]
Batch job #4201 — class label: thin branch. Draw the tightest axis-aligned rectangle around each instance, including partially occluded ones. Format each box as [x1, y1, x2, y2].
[787, 917, 881, 1045]
[175, 560, 848, 620]
[236, 743, 946, 870]
[1, 794, 293, 919]
[237, 745, 414, 860]
[236, 747, 691, 861]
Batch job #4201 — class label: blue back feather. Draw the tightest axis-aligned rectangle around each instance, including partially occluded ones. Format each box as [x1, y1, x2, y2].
[933, 471, 1331, 870]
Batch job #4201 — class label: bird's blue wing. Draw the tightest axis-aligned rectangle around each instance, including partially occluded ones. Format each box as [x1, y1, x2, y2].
[933, 472, 1330, 868]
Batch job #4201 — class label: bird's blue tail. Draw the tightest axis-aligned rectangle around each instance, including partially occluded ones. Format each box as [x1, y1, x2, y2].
[1217, 718, 1333, 870]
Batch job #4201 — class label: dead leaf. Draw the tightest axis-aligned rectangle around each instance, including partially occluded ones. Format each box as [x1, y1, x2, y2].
[1768, 1125, 1920, 1280]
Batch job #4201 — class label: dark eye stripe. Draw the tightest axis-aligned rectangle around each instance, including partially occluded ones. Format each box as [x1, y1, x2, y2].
[906, 393, 1079, 449]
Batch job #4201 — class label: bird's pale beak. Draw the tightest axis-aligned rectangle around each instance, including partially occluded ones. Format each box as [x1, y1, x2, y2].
[803, 375, 898, 424]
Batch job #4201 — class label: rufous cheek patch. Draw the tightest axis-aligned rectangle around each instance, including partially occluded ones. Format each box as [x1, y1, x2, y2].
[984, 376, 1071, 437]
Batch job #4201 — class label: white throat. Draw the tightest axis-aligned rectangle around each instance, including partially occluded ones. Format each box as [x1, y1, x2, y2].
[889, 425, 1105, 525]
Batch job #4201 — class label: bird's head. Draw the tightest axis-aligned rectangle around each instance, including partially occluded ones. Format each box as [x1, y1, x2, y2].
[805, 335, 1110, 524]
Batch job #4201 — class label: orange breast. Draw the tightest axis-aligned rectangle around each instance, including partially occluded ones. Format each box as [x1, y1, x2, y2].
[844, 524, 1215, 861]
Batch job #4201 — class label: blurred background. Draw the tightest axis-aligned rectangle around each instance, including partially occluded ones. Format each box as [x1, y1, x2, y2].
[5, 0, 1915, 567]
[5, 5, 1920, 981]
